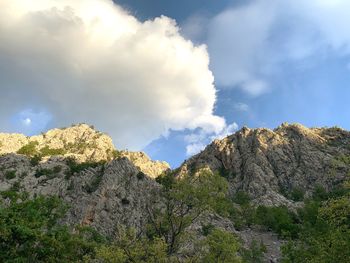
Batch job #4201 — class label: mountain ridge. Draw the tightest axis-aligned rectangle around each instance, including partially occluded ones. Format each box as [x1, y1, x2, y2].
[0, 122, 349, 262]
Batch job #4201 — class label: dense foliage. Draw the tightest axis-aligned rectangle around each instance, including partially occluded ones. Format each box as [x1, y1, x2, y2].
[281, 183, 350, 262]
[227, 181, 350, 262]
[0, 171, 247, 262]
[0, 194, 101, 262]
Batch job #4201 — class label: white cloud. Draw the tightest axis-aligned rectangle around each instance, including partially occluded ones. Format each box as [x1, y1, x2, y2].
[185, 121, 238, 156]
[0, 0, 227, 150]
[23, 118, 32, 126]
[234, 103, 249, 112]
[198, 0, 350, 95]
[186, 142, 206, 156]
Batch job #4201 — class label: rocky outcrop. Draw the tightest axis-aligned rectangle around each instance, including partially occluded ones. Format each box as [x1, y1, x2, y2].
[120, 151, 170, 178]
[0, 153, 160, 237]
[0, 124, 169, 177]
[178, 123, 350, 206]
[0, 124, 170, 237]
[0, 124, 114, 162]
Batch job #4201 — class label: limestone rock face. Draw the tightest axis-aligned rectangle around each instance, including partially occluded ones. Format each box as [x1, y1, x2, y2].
[0, 124, 169, 237]
[0, 124, 114, 162]
[0, 154, 160, 237]
[0, 124, 169, 178]
[120, 151, 170, 178]
[178, 123, 350, 206]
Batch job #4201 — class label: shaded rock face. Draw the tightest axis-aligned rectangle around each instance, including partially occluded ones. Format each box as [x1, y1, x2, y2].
[0, 153, 160, 237]
[178, 123, 350, 206]
[0, 124, 169, 237]
[63, 158, 161, 236]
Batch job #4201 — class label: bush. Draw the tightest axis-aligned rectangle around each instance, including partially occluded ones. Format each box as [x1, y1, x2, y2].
[65, 158, 103, 178]
[255, 206, 299, 238]
[241, 239, 267, 263]
[201, 223, 215, 236]
[233, 191, 251, 205]
[17, 141, 39, 156]
[136, 171, 145, 180]
[218, 166, 232, 179]
[290, 187, 305, 202]
[40, 146, 66, 156]
[35, 168, 54, 178]
[112, 150, 121, 159]
[202, 229, 241, 262]
[30, 155, 42, 166]
[5, 170, 16, 180]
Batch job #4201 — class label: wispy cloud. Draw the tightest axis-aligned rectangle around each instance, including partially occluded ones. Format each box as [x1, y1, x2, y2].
[185, 121, 238, 156]
[234, 103, 250, 112]
[185, 0, 350, 96]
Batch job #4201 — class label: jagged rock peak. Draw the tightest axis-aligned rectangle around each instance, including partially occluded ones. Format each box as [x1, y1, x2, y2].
[179, 123, 350, 207]
[0, 124, 114, 162]
[0, 124, 169, 178]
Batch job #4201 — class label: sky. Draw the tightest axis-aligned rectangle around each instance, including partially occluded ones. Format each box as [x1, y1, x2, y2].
[0, 0, 350, 167]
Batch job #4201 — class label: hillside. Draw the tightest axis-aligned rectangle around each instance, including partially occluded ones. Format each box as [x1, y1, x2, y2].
[0, 123, 349, 262]
[178, 123, 350, 206]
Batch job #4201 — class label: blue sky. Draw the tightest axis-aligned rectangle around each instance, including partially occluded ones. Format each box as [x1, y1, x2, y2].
[1, 0, 350, 167]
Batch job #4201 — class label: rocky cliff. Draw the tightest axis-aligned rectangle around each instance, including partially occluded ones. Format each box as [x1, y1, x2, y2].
[178, 123, 350, 207]
[0, 124, 169, 236]
[0, 123, 349, 262]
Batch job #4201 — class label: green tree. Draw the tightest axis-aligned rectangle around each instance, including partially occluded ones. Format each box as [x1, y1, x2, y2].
[282, 188, 350, 262]
[0, 195, 98, 262]
[202, 229, 242, 263]
[150, 171, 229, 255]
[95, 228, 169, 263]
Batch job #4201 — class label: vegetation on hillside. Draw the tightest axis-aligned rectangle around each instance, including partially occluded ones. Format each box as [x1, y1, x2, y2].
[0, 171, 253, 262]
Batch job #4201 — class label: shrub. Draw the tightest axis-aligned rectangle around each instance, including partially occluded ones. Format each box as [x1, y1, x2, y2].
[202, 229, 241, 262]
[65, 158, 103, 178]
[241, 239, 267, 263]
[35, 168, 54, 178]
[201, 224, 215, 236]
[312, 185, 328, 201]
[233, 191, 251, 205]
[290, 187, 305, 202]
[17, 141, 39, 156]
[218, 166, 232, 179]
[255, 206, 299, 238]
[5, 170, 16, 180]
[136, 171, 145, 180]
[66, 142, 89, 154]
[112, 150, 121, 159]
[40, 146, 66, 156]
[8, 182, 22, 193]
[30, 155, 42, 166]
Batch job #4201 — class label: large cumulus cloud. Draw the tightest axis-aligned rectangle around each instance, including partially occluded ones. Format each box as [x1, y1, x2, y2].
[0, 0, 226, 149]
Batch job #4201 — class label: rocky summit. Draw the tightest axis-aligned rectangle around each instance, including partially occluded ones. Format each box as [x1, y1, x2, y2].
[178, 123, 350, 207]
[0, 123, 349, 262]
